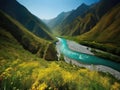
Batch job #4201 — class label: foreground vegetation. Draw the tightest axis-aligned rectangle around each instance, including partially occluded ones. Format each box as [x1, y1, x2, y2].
[1, 59, 120, 90]
[0, 14, 120, 90]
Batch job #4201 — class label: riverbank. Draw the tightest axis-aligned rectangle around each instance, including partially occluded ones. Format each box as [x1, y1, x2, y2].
[66, 40, 94, 55]
[64, 56, 120, 80]
[56, 37, 120, 80]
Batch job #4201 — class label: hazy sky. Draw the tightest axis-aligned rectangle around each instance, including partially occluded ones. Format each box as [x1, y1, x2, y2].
[17, 0, 99, 19]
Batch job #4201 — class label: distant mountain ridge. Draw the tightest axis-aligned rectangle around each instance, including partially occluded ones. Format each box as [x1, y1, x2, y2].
[43, 11, 72, 34]
[47, 0, 120, 36]
[0, 0, 53, 40]
[63, 3, 90, 24]
[45, 3, 90, 35]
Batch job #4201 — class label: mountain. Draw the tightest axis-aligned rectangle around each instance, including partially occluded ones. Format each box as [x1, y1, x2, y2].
[52, 3, 90, 35]
[52, 0, 120, 36]
[46, 11, 72, 28]
[0, 10, 57, 60]
[75, 3, 120, 56]
[64, 3, 90, 24]
[0, 0, 53, 40]
[59, 13, 97, 36]
[43, 11, 72, 34]
[77, 3, 120, 46]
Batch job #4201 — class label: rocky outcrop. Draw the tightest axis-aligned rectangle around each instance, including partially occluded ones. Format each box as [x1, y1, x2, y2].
[44, 43, 58, 61]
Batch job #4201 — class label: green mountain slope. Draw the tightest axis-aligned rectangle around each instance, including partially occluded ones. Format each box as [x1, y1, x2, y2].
[0, 0, 53, 40]
[0, 27, 36, 60]
[62, 13, 97, 36]
[0, 10, 57, 60]
[75, 3, 120, 56]
[78, 4, 120, 45]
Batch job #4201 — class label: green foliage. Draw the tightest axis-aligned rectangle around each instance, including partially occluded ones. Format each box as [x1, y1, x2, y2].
[59, 54, 65, 61]
[78, 41, 120, 62]
[91, 49, 120, 63]
[1, 59, 120, 90]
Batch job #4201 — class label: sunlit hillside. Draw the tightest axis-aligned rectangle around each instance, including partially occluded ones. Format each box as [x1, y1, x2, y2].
[75, 3, 120, 57]
[0, 0, 120, 90]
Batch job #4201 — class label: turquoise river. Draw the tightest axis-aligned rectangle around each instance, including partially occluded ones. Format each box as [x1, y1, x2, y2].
[57, 37, 120, 72]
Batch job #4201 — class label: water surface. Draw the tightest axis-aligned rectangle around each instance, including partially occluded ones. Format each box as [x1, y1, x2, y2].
[57, 37, 120, 72]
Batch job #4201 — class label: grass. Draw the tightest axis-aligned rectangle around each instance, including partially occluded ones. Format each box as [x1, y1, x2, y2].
[91, 48, 120, 63]
[1, 59, 120, 90]
[78, 41, 120, 62]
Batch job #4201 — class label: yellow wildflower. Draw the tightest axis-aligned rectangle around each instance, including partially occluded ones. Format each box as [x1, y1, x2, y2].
[111, 82, 120, 90]
[38, 82, 47, 90]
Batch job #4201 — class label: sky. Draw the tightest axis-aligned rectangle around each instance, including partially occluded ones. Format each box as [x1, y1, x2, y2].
[17, 0, 99, 19]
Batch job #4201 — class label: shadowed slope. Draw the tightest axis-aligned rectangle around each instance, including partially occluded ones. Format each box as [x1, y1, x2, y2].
[0, 0, 54, 40]
[0, 10, 57, 60]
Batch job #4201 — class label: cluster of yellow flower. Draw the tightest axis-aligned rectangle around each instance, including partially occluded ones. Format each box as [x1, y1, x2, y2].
[0, 60, 120, 90]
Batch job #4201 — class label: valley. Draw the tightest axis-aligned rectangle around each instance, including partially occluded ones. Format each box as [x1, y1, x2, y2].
[0, 0, 120, 90]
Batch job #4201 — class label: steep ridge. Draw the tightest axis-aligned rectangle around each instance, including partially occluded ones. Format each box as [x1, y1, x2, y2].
[43, 11, 72, 29]
[0, 27, 36, 61]
[0, 0, 53, 40]
[0, 10, 57, 60]
[76, 3, 120, 55]
[62, 13, 97, 36]
[64, 0, 120, 36]
[54, 3, 89, 35]
[63, 3, 89, 24]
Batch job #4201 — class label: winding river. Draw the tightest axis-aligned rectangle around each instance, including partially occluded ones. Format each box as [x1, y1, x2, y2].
[56, 37, 120, 72]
